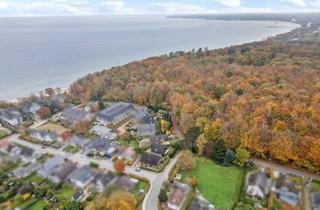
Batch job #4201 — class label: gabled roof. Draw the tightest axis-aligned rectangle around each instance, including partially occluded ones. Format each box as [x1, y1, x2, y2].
[52, 160, 77, 181]
[93, 171, 114, 186]
[312, 191, 320, 207]
[62, 106, 92, 123]
[39, 155, 65, 176]
[140, 152, 163, 167]
[68, 165, 93, 184]
[247, 171, 269, 191]
[0, 109, 22, 120]
[69, 136, 89, 147]
[151, 143, 168, 156]
[20, 147, 35, 157]
[97, 102, 135, 122]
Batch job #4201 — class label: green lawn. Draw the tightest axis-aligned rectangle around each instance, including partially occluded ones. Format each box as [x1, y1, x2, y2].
[25, 173, 46, 185]
[56, 185, 76, 201]
[0, 130, 8, 139]
[28, 200, 48, 210]
[181, 157, 244, 210]
[63, 145, 80, 153]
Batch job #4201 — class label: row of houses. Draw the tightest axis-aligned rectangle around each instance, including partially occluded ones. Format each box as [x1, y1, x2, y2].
[0, 141, 39, 163]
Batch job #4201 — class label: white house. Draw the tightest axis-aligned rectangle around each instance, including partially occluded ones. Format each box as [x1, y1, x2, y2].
[0, 109, 23, 126]
[246, 171, 271, 199]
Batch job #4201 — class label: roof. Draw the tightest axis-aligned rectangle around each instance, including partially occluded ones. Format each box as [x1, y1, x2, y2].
[247, 171, 269, 191]
[151, 135, 169, 143]
[68, 165, 93, 184]
[0, 109, 22, 120]
[21, 101, 41, 113]
[29, 129, 58, 141]
[168, 183, 191, 208]
[60, 131, 73, 141]
[151, 143, 168, 156]
[69, 136, 89, 147]
[312, 191, 320, 207]
[140, 152, 163, 167]
[62, 106, 92, 123]
[275, 175, 300, 196]
[52, 161, 77, 181]
[93, 171, 114, 186]
[89, 138, 113, 151]
[188, 195, 216, 210]
[136, 124, 156, 137]
[116, 175, 138, 191]
[20, 147, 35, 157]
[39, 155, 65, 177]
[97, 102, 135, 122]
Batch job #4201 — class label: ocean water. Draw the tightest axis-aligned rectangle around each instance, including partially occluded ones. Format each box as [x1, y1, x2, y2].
[0, 15, 298, 100]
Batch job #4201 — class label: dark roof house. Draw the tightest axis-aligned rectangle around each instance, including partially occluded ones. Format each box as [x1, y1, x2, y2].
[246, 171, 271, 199]
[188, 195, 216, 210]
[151, 143, 168, 156]
[49, 160, 77, 183]
[273, 175, 301, 207]
[140, 152, 163, 168]
[0, 109, 23, 126]
[61, 106, 93, 124]
[67, 165, 94, 189]
[92, 171, 115, 192]
[312, 191, 320, 210]
[96, 102, 136, 125]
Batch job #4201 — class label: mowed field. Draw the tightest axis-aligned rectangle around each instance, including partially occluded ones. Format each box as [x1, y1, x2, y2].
[182, 157, 244, 210]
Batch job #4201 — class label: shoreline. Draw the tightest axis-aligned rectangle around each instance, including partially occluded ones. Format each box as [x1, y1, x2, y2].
[2, 19, 300, 103]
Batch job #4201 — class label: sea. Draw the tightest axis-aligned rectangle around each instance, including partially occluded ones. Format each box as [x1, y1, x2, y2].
[0, 15, 299, 100]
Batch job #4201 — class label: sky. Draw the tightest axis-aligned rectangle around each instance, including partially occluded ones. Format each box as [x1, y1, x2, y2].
[0, 0, 319, 16]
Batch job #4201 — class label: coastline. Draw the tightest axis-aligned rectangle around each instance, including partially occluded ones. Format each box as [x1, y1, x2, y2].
[2, 18, 300, 103]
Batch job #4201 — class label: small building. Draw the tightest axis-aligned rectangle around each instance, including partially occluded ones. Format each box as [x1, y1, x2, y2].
[90, 125, 116, 139]
[151, 143, 168, 156]
[0, 109, 23, 126]
[11, 162, 40, 178]
[92, 171, 115, 192]
[188, 194, 216, 210]
[135, 124, 156, 137]
[0, 141, 21, 158]
[38, 155, 65, 178]
[67, 165, 94, 189]
[272, 175, 301, 207]
[72, 190, 84, 201]
[60, 131, 73, 143]
[61, 106, 93, 125]
[312, 191, 320, 210]
[69, 136, 89, 149]
[49, 160, 77, 183]
[88, 138, 118, 158]
[115, 175, 139, 192]
[29, 129, 59, 144]
[246, 171, 271, 199]
[21, 101, 41, 115]
[167, 182, 191, 210]
[19, 147, 39, 163]
[140, 152, 163, 168]
[96, 102, 136, 126]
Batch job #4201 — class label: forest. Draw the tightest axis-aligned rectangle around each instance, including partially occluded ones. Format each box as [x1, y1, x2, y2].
[69, 19, 320, 172]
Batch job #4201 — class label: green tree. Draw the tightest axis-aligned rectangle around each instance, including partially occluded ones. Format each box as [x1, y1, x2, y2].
[158, 188, 168, 202]
[223, 149, 235, 167]
[234, 147, 251, 167]
[61, 201, 84, 210]
[213, 138, 226, 164]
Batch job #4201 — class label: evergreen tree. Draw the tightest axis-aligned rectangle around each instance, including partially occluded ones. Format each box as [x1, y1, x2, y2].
[213, 138, 227, 164]
[223, 149, 235, 166]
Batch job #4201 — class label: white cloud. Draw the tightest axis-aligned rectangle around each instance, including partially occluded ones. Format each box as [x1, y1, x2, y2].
[0, 1, 8, 9]
[281, 0, 306, 7]
[212, 0, 241, 7]
[102, 0, 137, 14]
[149, 2, 212, 14]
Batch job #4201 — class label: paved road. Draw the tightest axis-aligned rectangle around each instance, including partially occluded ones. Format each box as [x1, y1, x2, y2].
[251, 158, 320, 180]
[5, 134, 180, 210]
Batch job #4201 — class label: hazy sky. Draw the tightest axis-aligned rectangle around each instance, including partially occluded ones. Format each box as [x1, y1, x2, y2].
[0, 0, 319, 16]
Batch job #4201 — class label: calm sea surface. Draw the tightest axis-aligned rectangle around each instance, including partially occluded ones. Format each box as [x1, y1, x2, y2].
[0, 16, 298, 100]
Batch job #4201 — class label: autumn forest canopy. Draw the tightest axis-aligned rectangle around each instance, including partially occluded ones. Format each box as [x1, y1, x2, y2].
[70, 15, 320, 172]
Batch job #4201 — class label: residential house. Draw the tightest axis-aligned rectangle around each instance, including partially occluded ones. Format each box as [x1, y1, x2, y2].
[272, 175, 301, 207]
[92, 171, 115, 192]
[118, 147, 136, 161]
[49, 160, 77, 183]
[85, 101, 104, 112]
[61, 106, 93, 125]
[90, 125, 116, 139]
[0, 109, 23, 126]
[67, 165, 94, 189]
[88, 138, 118, 158]
[29, 129, 59, 144]
[0, 141, 21, 159]
[167, 182, 191, 210]
[96, 102, 136, 126]
[38, 155, 65, 178]
[151, 135, 170, 144]
[11, 162, 40, 178]
[72, 190, 84, 201]
[69, 136, 89, 149]
[135, 124, 156, 137]
[115, 175, 138, 192]
[21, 101, 41, 115]
[60, 131, 73, 143]
[140, 152, 163, 168]
[151, 143, 168, 156]
[312, 191, 320, 210]
[246, 171, 271, 199]
[188, 195, 216, 210]
[19, 147, 39, 163]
